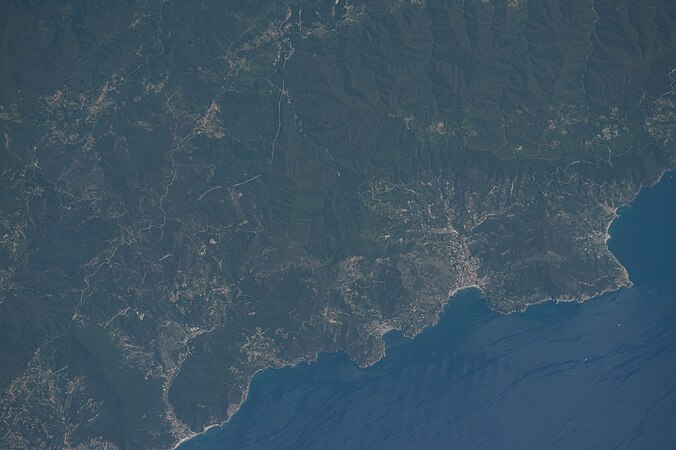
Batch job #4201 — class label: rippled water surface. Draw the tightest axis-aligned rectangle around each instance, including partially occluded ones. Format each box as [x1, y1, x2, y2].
[181, 173, 676, 449]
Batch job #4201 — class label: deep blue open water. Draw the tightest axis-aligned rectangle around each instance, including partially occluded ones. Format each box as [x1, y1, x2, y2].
[181, 172, 676, 450]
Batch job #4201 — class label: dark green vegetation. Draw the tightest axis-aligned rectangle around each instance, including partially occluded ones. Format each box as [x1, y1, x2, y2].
[0, 0, 674, 448]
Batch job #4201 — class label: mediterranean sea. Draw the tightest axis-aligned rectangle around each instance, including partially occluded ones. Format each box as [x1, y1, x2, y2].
[180, 172, 676, 449]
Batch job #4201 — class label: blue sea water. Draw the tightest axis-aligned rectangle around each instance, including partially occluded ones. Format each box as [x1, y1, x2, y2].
[181, 172, 676, 450]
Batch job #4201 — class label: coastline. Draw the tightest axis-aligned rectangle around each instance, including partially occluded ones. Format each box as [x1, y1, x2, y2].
[171, 353, 323, 450]
[171, 280, 629, 449]
[172, 169, 673, 450]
